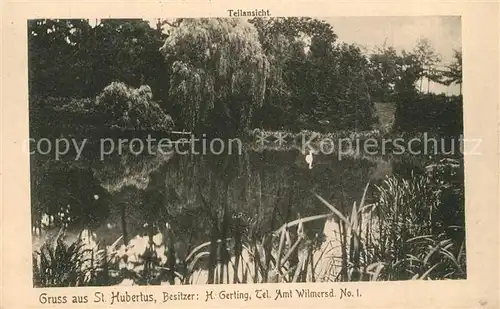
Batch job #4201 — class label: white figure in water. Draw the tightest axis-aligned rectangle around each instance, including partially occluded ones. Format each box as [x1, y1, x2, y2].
[305, 149, 314, 169]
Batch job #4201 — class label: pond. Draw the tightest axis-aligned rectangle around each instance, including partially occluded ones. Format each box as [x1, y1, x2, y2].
[30, 140, 424, 285]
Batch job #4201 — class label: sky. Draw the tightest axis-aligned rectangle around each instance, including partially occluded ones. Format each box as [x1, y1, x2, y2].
[321, 16, 462, 95]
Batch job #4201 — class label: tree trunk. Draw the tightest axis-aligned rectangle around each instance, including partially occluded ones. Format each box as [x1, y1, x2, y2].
[233, 231, 242, 283]
[207, 225, 218, 284]
[120, 204, 128, 246]
[218, 185, 230, 284]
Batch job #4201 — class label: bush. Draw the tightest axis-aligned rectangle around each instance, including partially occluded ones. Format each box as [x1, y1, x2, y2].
[393, 94, 463, 137]
[29, 82, 175, 136]
[96, 82, 175, 132]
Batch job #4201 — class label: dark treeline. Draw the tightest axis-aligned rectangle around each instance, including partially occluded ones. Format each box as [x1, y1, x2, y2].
[394, 93, 462, 136]
[30, 18, 467, 286]
[28, 18, 463, 137]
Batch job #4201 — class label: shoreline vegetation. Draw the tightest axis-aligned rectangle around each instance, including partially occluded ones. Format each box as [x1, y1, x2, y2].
[29, 17, 464, 286]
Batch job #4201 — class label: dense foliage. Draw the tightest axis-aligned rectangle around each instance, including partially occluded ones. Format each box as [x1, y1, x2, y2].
[28, 19, 168, 98]
[249, 18, 376, 132]
[29, 18, 461, 136]
[29, 83, 174, 136]
[394, 94, 463, 136]
[95, 82, 174, 131]
[160, 19, 269, 135]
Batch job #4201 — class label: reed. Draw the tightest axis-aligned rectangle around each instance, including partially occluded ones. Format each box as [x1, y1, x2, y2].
[33, 229, 98, 287]
[314, 173, 465, 282]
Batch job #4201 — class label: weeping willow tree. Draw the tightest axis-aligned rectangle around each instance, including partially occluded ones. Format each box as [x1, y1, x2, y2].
[249, 17, 312, 130]
[160, 18, 269, 136]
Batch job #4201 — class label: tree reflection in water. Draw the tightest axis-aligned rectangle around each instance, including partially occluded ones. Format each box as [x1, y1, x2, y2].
[32, 144, 391, 285]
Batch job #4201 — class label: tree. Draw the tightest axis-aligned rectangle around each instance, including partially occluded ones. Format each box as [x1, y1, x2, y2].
[160, 18, 269, 136]
[413, 38, 441, 93]
[250, 17, 377, 132]
[440, 49, 462, 95]
[250, 17, 344, 131]
[95, 82, 174, 131]
[249, 17, 311, 129]
[335, 43, 377, 130]
[393, 50, 421, 99]
[368, 42, 400, 102]
[28, 19, 169, 99]
[88, 19, 169, 99]
[28, 19, 93, 97]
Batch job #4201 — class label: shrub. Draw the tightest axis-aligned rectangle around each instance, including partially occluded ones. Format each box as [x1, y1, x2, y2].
[393, 94, 463, 137]
[96, 82, 175, 132]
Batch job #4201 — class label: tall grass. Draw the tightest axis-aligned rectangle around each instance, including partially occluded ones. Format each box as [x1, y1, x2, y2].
[33, 228, 124, 287]
[315, 174, 465, 281]
[33, 235, 93, 287]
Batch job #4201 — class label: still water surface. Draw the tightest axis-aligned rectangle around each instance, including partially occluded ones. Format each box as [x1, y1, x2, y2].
[31, 144, 413, 272]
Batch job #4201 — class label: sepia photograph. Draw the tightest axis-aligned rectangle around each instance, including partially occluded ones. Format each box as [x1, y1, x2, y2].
[27, 16, 467, 288]
[2, 0, 500, 307]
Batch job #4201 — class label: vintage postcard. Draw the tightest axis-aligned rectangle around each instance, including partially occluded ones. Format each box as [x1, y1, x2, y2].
[1, 0, 499, 308]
